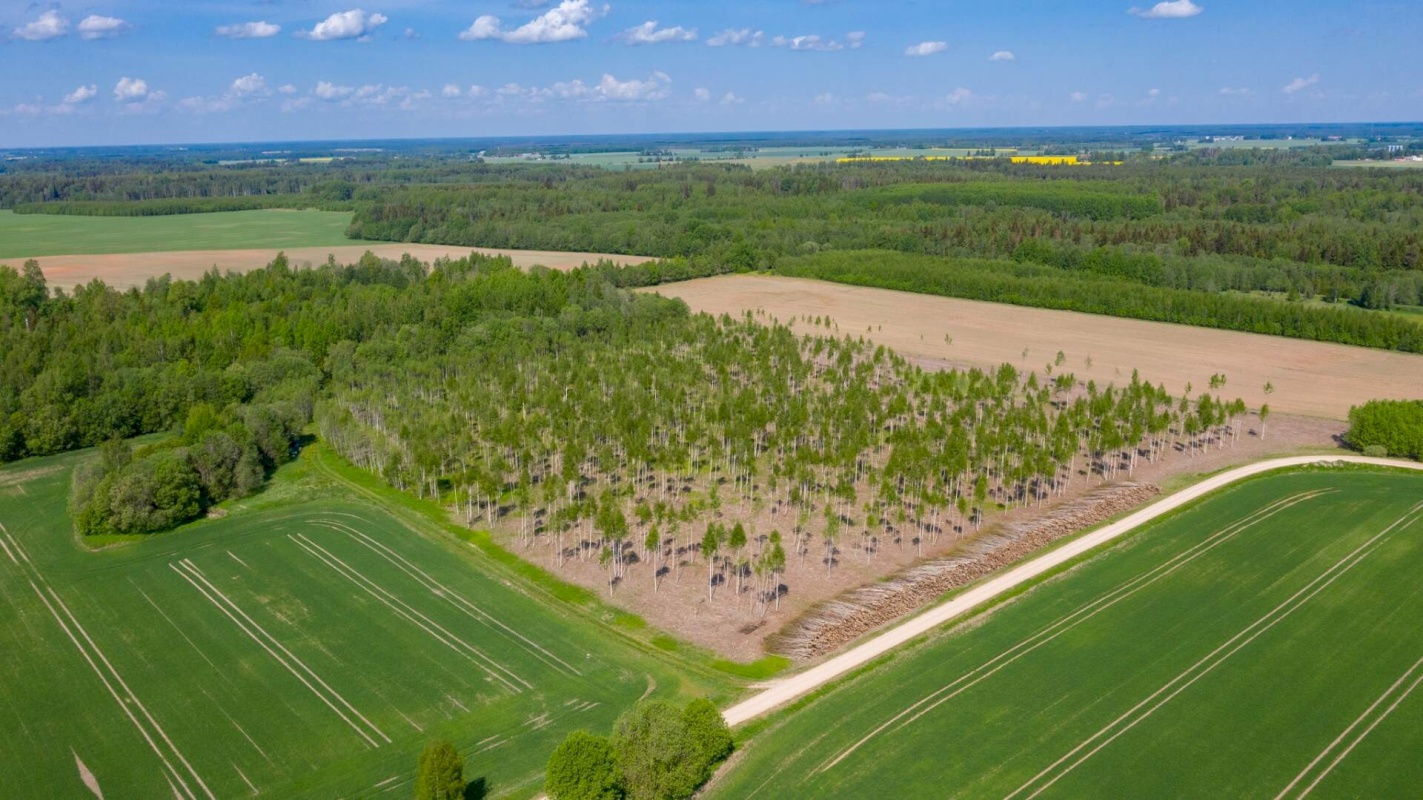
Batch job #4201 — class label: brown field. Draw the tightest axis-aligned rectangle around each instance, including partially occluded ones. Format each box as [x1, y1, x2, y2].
[27, 244, 651, 291]
[648, 274, 1423, 421]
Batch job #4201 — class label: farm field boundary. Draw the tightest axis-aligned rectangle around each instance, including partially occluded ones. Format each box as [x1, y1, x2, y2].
[650, 274, 1423, 419]
[722, 455, 1423, 727]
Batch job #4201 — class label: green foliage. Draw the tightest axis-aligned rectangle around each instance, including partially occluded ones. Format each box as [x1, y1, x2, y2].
[546, 731, 624, 800]
[414, 740, 465, 800]
[1346, 400, 1423, 460]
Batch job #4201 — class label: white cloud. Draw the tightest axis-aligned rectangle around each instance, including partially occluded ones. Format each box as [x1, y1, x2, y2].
[1283, 74, 1320, 94]
[442, 83, 463, 98]
[1130, 0, 1203, 18]
[78, 15, 128, 40]
[846, 31, 865, 48]
[720, 91, 744, 106]
[1219, 86, 1252, 96]
[114, 77, 152, 101]
[468, 85, 487, 97]
[595, 71, 672, 102]
[707, 28, 763, 47]
[13, 10, 69, 41]
[990, 50, 1015, 61]
[216, 21, 281, 39]
[1148, 87, 1161, 97]
[278, 84, 297, 94]
[461, 0, 607, 44]
[814, 92, 836, 105]
[774, 33, 853, 52]
[63, 85, 98, 105]
[905, 41, 946, 57]
[230, 73, 269, 97]
[694, 87, 711, 101]
[944, 87, 975, 105]
[315, 81, 355, 100]
[615, 21, 696, 45]
[304, 9, 388, 41]
[1070, 91, 1088, 102]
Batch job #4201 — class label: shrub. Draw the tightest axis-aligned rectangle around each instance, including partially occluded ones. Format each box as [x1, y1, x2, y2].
[546, 731, 623, 800]
[414, 739, 464, 800]
[1346, 400, 1423, 460]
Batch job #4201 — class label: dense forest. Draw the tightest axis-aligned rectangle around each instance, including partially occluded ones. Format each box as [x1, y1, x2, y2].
[2, 252, 1255, 567]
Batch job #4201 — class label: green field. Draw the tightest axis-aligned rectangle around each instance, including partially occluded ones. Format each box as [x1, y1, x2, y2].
[711, 469, 1423, 798]
[0, 209, 354, 259]
[0, 446, 734, 799]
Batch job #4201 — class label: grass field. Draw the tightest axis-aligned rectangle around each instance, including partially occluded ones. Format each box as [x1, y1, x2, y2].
[0, 446, 733, 799]
[0, 209, 354, 259]
[709, 468, 1423, 798]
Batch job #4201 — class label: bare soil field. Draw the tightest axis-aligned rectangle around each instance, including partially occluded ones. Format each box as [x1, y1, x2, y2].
[26, 244, 651, 291]
[492, 409, 1343, 662]
[649, 274, 1423, 420]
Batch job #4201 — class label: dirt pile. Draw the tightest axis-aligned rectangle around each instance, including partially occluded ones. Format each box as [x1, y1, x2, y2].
[773, 482, 1162, 659]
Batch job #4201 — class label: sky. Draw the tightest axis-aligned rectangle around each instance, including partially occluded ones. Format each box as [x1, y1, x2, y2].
[0, 0, 1418, 147]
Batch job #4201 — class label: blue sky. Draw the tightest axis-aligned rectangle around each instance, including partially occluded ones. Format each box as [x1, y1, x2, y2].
[0, 0, 1418, 147]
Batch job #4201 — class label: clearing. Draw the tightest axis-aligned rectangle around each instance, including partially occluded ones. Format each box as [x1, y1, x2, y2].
[0, 445, 732, 799]
[650, 274, 1423, 419]
[0, 209, 353, 258]
[709, 465, 1423, 798]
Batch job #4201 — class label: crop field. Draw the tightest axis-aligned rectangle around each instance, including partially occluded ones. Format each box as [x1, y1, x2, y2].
[0, 449, 724, 799]
[0, 209, 353, 259]
[650, 274, 1423, 420]
[711, 469, 1423, 798]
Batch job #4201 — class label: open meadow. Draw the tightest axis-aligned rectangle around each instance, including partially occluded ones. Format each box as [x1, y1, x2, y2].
[710, 468, 1423, 798]
[0, 209, 353, 258]
[0, 446, 732, 799]
[650, 274, 1423, 420]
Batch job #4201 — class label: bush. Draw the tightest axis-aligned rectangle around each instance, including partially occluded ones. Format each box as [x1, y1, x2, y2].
[546, 731, 623, 800]
[1346, 400, 1423, 460]
[546, 699, 734, 800]
[414, 740, 465, 800]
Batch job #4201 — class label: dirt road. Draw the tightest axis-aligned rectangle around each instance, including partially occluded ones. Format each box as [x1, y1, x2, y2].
[721, 456, 1423, 726]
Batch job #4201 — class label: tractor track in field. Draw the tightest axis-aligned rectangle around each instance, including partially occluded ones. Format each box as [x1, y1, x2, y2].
[721, 456, 1423, 728]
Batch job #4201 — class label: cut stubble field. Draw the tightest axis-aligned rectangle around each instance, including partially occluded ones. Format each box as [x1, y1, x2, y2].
[710, 469, 1423, 798]
[650, 274, 1423, 420]
[0, 448, 727, 799]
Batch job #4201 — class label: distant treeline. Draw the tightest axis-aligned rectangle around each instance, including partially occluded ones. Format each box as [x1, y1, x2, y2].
[773, 250, 1423, 353]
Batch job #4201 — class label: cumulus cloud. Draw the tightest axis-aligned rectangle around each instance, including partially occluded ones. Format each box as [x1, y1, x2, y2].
[720, 91, 744, 105]
[595, 71, 672, 101]
[461, 0, 607, 44]
[489, 71, 672, 104]
[78, 15, 128, 40]
[773, 33, 858, 52]
[1129, 0, 1203, 18]
[13, 10, 69, 41]
[63, 85, 98, 105]
[1070, 91, 1088, 102]
[694, 87, 711, 101]
[990, 50, 1015, 61]
[230, 73, 269, 97]
[905, 41, 946, 57]
[304, 9, 388, 41]
[615, 21, 696, 45]
[944, 87, 975, 105]
[442, 83, 463, 98]
[1219, 86, 1252, 96]
[1283, 74, 1320, 94]
[314, 81, 355, 100]
[707, 28, 763, 47]
[216, 21, 281, 39]
[114, 77, 152, 101]
[278, 84, 297, 94]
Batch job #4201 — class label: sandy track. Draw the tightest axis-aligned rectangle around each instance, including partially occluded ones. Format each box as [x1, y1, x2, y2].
[721, 456, 1423, 727]
[649, 275, 1423, 420]
[22, 244, 652, 291]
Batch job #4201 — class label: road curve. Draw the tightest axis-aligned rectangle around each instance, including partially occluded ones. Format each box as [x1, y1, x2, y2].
[723, 455, 1423, 726]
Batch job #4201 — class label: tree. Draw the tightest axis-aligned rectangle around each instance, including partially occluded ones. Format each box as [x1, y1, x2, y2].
[414, 739, 464, 800]
[682, 698, 733, 776]
[1258, 403, 1271, 441]
[546, 731, 623, 800]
